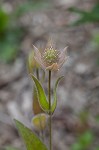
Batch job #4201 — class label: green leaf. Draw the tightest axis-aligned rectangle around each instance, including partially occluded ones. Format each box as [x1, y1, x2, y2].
[14, 119, 48, 150]
[33, 87, 44, 115]
[51, 76, 64, 113]
[30, 74, 49, 113]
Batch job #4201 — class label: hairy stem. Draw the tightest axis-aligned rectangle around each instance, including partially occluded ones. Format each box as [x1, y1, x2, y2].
[48, 70, 52, 150]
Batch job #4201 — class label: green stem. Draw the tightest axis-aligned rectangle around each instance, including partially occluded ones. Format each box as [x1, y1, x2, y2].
[48, 70, 52, 150]
[36, 69, 44, 141]
[39, 114, 44, 142]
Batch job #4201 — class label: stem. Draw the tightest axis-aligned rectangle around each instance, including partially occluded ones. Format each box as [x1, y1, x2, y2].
[48, 71, 52, 150]
[36, 69, 44, 141]
[39, 114, 44, 142]
[41, 129, 44, 142]
[36, 68, 39, 80]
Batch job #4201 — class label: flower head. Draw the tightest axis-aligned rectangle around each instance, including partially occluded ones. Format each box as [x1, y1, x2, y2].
[33, 41, 68, 71]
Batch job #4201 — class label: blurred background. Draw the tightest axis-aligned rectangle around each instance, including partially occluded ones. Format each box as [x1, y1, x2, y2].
[0, 0, 99, 149]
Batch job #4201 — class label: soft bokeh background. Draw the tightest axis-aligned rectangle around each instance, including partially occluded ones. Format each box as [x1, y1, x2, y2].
[0, 0, 99, 149]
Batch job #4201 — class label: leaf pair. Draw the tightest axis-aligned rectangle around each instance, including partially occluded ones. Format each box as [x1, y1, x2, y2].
[30, 74, 63, 114]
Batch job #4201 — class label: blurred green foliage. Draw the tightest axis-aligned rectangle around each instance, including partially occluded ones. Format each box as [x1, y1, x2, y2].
[95, 147, 99, 150]
[78, 111, 89, 124]
[71, 111, 99, 150]
[14, 0, 50, 17]
[0, 6, 24, 63]
[92, 32, 99, 48]
[0, 8, 9, 34]
[95, 115, 99, 123]
[68, 2, 99, 66]
[68, 2, 99, 25]
[71, 131, 93, 150]
[5, 146, 20, 150]
[91, 31, 99, 65]
[0, 0, 50, 63]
